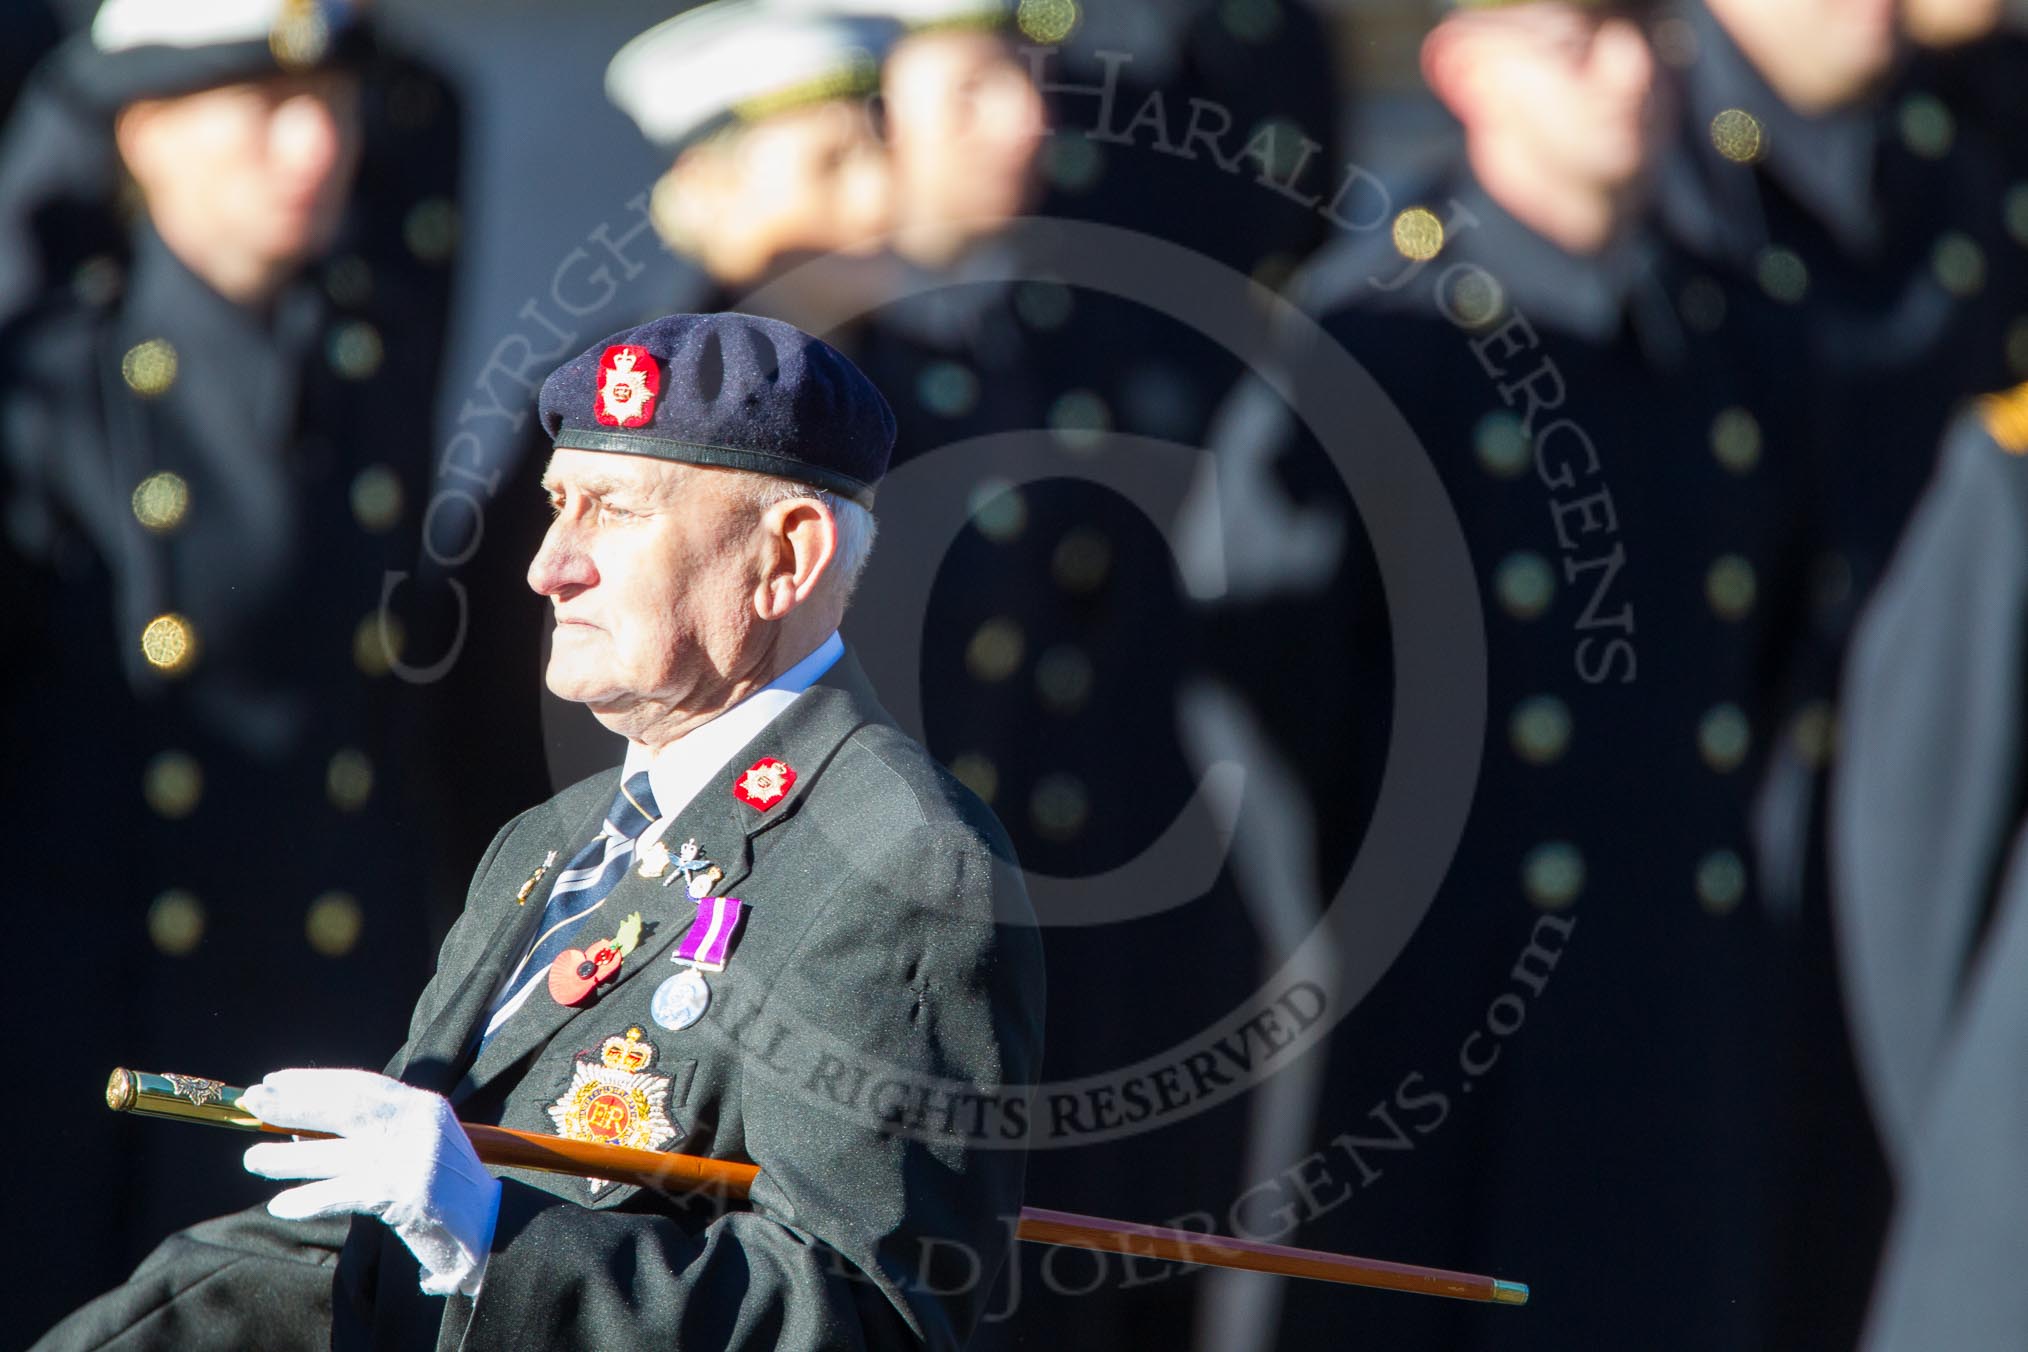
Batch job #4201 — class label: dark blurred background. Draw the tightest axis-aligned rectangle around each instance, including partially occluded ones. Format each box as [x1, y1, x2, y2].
[8, 0, 2028, 1346]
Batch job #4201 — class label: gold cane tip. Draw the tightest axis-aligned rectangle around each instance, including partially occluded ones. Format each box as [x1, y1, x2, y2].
[1491, 1279, 1530, 1306]
[106, 1067, 137, 1112]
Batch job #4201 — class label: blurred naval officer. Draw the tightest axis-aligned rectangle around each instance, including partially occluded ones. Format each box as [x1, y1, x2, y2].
[0, 1, 466, 1334]
[1186, 2, 1813, 1347]
[1654, 4, 2028, 1325]
[606, 0, 898, 320]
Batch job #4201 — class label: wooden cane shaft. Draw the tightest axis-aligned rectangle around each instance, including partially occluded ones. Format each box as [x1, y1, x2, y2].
[107, 1069, 1525, 1303]
[1012, 1206, 1528, 1304]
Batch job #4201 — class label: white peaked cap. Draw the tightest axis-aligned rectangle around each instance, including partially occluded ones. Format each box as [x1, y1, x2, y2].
[92, 0, 356, 53]
[767, 0, 1012, 30]
[607, 0, 899, 150]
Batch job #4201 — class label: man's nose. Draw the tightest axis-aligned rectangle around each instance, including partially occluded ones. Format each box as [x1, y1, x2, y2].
[527, 518, 595, 597]
[270, 92, 349, 185]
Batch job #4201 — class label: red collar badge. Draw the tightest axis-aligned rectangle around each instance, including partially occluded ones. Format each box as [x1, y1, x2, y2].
[733, 757, 795, 811]
[594, 344, 659, 428]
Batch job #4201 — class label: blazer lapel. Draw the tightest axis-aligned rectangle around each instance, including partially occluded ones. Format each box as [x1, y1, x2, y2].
[402, 782, 612, 1099]
[451, 652, 892, 1099]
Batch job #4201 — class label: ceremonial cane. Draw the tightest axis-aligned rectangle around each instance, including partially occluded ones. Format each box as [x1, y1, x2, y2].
[107, 1068, 1530, 1306]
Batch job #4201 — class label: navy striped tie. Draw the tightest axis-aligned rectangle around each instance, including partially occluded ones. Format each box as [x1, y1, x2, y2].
[480, 770, 660, 1045]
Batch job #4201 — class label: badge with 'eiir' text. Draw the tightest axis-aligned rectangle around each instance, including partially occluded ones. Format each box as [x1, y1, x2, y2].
[547, 1026, 678, 1194]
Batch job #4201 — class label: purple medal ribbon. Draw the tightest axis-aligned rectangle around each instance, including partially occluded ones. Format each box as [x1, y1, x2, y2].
[675, 894, 743, 972]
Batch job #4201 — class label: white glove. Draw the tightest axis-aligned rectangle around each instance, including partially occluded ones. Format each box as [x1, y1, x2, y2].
[241, 1068, 502, 1298]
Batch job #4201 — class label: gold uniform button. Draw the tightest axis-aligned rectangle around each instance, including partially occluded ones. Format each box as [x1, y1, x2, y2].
[1706, 555, 1758, 620]
[1052, 529, 1113, 593]
[1048, 390, 1110, 451]
[2007, 184, 2028, 249]
[1035, 645, 1095, 715]
[1696, 850, 1747, 915]
[1756, 247, 1809, 304]
[143, 750, 203, 819]
[1015, 281, 1074, 332]
[306, 891, 364, 957]
[917, 361, 980, 418]
[327, 749, 374, 812]
[1522, 842, 1585, 911]
[131, 471, 190, 532]
[1710, 407, 1762, 474]
[1494, 552, 1555, 620]
[1044, 136, 1104, 194]
[353, 611, 406, 677]
[967, 478, 1027, 542]
[1220, 0, 1281, 41]
[2007, 317, 2028, 379]
[1709, 108, 1766, 164]
[73, 255, 122, 306]
[404, 198, 459, 263]
[1030, 773, 1090, 841]
[1441, 266, 1505, 330]
[966, 618, 1025, 683]
[121, 339, 178, 397]
[148, 889, 206, 956]
[1933, 232, 1986, 297]
[1699, 704, 1751, 772]
[1474, 411, 1530, 479]
[1017, 0, 1078, 43]
[949, 753, 999, 805]
[1790, 700, 1836, 769]
[1898, 94, 1955, 159]
[1509, 695, 1573, 765]
[140, 612, 199, 675]
[1391, 207, 1444, 262]
[327, 321, 384, 380]
[350, 464, 404, 533]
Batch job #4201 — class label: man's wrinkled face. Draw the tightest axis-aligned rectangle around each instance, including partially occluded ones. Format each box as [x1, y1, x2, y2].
[1469, 7, 1659, 194]
[528, 451, 764, 730]
[882, 28, 1044, 243]
[118, 71, 362, 276]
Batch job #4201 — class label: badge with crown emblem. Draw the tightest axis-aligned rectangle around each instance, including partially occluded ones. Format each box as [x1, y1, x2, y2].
[733, 757, 795, 811]
[546, 1027, 679, 1194]
[594, 344, 659, 428]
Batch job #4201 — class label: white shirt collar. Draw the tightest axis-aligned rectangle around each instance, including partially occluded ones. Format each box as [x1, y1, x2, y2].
[621, 630, 843, 837]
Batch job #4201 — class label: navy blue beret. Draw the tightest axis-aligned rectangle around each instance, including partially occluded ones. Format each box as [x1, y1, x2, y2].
[537, 312, 895, 509]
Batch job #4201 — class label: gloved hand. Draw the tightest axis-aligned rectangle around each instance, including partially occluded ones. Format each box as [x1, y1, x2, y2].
[241, 1068, 502, 1298]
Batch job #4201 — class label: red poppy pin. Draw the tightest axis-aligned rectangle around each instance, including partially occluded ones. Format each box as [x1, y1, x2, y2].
[733, 757, 796, 811]
[594, 344, 659, 428]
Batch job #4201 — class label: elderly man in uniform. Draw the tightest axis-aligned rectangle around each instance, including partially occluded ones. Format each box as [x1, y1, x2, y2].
[39, 310, 1045, 1351]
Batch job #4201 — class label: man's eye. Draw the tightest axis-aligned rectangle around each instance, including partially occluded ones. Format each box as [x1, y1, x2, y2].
[600, 503, 634, 521]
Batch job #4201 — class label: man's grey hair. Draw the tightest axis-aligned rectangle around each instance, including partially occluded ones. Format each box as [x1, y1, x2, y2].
[731, 471, 878, 604]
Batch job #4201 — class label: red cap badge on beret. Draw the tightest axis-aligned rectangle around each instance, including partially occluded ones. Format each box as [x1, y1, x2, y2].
[594, 344, 659, 428]
[733, 757, 795, 811]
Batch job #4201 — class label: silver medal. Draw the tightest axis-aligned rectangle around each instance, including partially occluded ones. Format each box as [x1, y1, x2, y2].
[651, 967, 711, 1031]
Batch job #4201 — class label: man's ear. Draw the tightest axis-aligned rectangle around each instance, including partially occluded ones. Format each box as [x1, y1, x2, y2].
[752, 497, 839, 621]
[1420, 17, 1486, 125]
